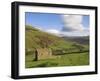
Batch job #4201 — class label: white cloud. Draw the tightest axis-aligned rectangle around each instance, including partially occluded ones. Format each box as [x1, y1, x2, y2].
[45, 29, 89, 37]
[42, 15, 89, 37]
[60, 31, 89, 37]
[45, 29, 60, 36]
[61, 15, 85, 31]
[34, 26, 43, 30]
[46, 29, 59, 34]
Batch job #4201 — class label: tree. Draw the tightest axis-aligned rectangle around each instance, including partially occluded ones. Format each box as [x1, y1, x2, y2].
[37, 35, 54, 48]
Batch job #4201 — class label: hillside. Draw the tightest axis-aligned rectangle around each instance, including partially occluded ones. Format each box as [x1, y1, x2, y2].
[25, 25, 82, 53]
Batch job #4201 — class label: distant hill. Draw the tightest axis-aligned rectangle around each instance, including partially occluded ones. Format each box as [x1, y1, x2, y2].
[62, 36, 89, 45]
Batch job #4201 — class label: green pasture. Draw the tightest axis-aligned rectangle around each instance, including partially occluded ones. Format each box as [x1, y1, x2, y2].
[25, 52, 89, 68]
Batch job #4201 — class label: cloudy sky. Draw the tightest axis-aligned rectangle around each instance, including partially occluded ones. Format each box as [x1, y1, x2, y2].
[25, 12, 89, 37]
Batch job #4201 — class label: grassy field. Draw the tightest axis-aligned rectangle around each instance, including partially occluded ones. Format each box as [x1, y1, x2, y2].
[25, 52, 89, 68]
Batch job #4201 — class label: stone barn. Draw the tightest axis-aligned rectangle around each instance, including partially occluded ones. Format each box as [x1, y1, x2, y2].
[34, 48, 55, 61]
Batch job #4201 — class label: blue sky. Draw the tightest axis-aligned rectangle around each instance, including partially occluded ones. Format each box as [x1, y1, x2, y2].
[82, 16, 89, 28]
[25, 12, 89, 36]
[25, 12, 63, 31]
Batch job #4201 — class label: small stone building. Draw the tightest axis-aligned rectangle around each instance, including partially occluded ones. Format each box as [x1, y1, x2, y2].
[34, 48, 61, 61]
[34, 48, 53, 60]
[35, 48, 59, 61]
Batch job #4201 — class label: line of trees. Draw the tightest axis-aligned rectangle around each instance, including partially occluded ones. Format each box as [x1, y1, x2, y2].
[52, 44, 89, 55]
[52, 49, 89, 55]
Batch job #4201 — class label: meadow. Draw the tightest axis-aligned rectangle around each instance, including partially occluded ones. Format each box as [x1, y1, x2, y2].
[25, 52, 89, 68]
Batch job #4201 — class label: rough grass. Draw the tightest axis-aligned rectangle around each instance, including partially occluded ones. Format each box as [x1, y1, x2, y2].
[25, 52, 89, 68]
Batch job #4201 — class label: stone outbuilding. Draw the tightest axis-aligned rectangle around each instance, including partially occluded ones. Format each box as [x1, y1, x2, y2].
[34, 48, 52, 61]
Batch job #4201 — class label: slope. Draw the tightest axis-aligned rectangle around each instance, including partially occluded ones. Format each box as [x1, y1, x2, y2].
[25, 25, 80, 53]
